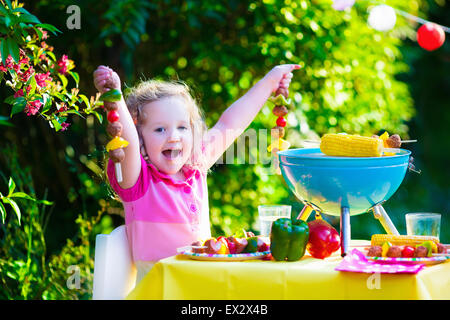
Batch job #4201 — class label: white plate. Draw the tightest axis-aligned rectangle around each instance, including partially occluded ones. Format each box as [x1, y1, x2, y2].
[366, 255, 449, 266]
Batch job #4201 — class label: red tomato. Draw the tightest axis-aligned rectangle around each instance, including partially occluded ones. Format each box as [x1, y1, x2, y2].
[258, 241, 269, 252]
[276, 116, 287, 127]
[107, 110, 120, 122]
[401, 246, 415, 258]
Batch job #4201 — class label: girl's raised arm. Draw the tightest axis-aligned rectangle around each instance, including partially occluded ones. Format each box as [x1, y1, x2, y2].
[94, 66, 142, 188]
[203, 64, 300, 169]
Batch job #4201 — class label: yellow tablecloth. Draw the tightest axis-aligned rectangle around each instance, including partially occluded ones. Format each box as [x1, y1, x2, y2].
[126, 240, 450, 300]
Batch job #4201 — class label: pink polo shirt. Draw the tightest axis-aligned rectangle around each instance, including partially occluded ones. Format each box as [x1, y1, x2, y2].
[107, 155, 211, 264]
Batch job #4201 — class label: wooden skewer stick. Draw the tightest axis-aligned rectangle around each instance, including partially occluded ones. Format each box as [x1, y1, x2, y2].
[115, 162, 123, 183]
[303, 140, 320, 144]
[176, 245, 206, 253]
[302, 141, 403, 154]
[304, 139, 418, 144]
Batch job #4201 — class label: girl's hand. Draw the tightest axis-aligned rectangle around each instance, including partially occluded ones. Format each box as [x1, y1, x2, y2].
[93, 65, 121, 93]
[264, 64, 301, 94]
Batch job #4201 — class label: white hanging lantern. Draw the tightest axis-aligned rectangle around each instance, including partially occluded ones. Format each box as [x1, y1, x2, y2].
[368, 5, 397, 32]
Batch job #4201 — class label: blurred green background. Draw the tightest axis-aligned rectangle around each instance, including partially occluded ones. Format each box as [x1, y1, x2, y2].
[0, 0, 448, 299]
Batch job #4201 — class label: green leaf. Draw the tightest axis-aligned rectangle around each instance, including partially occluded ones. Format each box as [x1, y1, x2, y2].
[51, 119, 62, 131]
[28, 75, 37, 96]
[11, 97, 27, 116]
[0, 6, 9, 16]
[35, 23, 61, 35]
[33, 26, 43, 41]
[0, 118, 14, 127]
[0, 23, 7, 34]
[6, 37, 19, 62]
[58, 73, 68, 89]
[45, 50, 56, 61]
[0, 39, 9, 63]
[7, 191, 53, 205]
[4, 95, 15, 104]
[12, 7, 32, 15]
[78, 94, 90, 108]
[8, 192, 36, 201]
[93, 111, 103, 124]
[2, 197, 21, 225]
[36, 199, 53, 206]
[4, 14, 12, 27]
[40, 94, 51, 113]
[4, 0, 13, 10]
[0, 201, 6, 224]
[69, 71, 79, 85]
[7, 177, 15, 195]
[17, 13, 40, 24]
[20, 26, 29, 38]
[66, 109, 83, 117]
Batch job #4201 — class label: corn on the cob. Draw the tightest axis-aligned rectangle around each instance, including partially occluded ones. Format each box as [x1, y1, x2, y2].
[371, 234, 440, 247]
[320, 133, 383, 157]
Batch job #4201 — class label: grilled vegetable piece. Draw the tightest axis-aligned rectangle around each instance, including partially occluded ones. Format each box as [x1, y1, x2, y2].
[320, 133, 383, 157]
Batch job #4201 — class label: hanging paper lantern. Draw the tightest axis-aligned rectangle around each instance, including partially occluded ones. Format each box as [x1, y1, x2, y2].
[417, 23, 445, 51]
[368, 5, 397, 32]
[332, 0, 355, 11]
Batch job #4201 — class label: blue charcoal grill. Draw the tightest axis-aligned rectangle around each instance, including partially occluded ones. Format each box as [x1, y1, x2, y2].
[278, 148, 411, 257]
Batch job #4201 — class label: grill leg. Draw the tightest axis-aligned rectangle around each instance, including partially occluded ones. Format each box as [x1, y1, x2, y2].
[372, 204, 400, 235]
[297, 205, 314, 221]
[340, 206, 351, 257]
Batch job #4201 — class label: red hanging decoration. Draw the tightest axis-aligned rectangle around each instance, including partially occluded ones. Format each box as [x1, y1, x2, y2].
[417, 23, 445, 51]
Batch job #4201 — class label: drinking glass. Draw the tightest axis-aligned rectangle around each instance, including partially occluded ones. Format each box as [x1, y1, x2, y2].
[258, 205, 291, 237]
[405, 213, 441, 238]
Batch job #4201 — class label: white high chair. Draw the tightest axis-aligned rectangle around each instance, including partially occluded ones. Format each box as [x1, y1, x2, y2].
[92, 225, 137, 300]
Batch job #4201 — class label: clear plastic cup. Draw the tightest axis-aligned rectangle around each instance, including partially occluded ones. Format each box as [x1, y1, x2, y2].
[405, 213, 441, 238]
[258, 205, 291, 237]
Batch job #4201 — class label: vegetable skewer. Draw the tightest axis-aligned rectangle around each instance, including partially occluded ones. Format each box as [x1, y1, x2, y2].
[100, 89, 128, 183]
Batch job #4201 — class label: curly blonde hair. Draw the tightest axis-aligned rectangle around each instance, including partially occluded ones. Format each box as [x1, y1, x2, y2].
[125, 79, 207, 171]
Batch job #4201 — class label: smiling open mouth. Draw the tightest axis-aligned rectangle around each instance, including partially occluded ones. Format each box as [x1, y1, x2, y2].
[162, 149, 182, 160]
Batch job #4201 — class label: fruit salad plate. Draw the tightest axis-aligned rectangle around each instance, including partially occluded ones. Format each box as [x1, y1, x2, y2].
[366, 255, 450, 266]
[179, 250, 271, 261]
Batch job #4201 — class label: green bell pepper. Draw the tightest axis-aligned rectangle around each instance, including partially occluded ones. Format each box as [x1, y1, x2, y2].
[270, 218, 309, 261]
[243, 236, 259, 253]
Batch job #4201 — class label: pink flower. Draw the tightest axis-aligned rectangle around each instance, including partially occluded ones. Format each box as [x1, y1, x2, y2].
[61, 122, 71, 131]
[14, 89, 24, 98]
[20, 66, 34, 82]
[57, 55, 69, 75]
[24, 99, 42, 116]
[15, 86, 31, 98]
[56, 102, 68, 113]
[0, 64, 7, 72]
[5, 55, 14, 69]
[38, 28, 48, 40]
[19, 56, 29, 65]
[12, 63, 21, 73]
[39, 54, 48, 63]
[35, 72, 51, 88]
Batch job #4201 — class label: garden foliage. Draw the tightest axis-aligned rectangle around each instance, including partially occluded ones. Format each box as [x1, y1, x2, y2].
[0, 0, 448, 299]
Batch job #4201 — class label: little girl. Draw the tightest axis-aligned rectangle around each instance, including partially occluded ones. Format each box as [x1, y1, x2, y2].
[94, 64, 299, 283]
